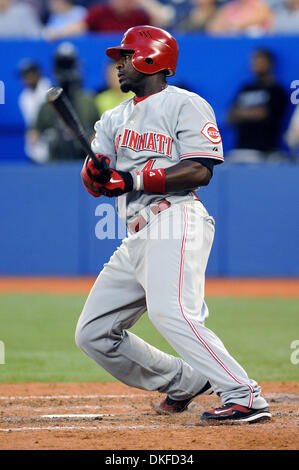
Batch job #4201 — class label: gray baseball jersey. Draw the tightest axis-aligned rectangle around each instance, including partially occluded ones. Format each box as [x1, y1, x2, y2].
[91, 85, 224, 221]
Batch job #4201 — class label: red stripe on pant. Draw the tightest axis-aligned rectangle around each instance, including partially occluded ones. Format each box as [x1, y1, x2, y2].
[179, 205, 254, 408]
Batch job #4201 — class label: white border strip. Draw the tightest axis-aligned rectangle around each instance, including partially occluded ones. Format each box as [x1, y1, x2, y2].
[41, 414, 112, 419]
[0, 394, 154, 401]
[6, 404, 134, 411]
[0, 424, 189, 432]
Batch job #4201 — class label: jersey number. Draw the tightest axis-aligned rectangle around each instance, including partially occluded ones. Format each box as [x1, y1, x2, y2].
[141, 159, 155, 172]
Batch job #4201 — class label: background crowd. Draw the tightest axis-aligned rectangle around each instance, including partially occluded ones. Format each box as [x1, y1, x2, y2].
[1, 0, 299, 162]
[1, 0, 299, 38]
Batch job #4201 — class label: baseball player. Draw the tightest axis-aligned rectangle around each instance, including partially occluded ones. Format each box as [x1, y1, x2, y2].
[75, 25, 271, 423]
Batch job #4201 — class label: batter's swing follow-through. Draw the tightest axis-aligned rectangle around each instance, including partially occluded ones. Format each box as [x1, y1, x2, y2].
[75, 25, 271, 423]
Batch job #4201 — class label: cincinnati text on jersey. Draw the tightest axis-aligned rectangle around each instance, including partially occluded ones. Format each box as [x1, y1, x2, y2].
[115, 129, 172, 156]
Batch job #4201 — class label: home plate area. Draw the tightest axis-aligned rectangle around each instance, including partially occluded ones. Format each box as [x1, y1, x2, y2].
[0, 382, 298, 449]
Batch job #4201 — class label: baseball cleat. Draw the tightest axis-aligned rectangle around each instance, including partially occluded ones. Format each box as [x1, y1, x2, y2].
[155, 381, 213, 415]
[200, 402, 272, 424]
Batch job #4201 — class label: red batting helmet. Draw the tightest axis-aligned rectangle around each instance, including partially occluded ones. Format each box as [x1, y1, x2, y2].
[105, 25, 178, 77]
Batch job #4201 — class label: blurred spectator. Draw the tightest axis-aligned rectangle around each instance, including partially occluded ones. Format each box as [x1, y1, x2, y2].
[43, 0, 87, 36]
[44, 0, 152, 39]
[285, 105, 299, 159]
[271, 0, 299, 34]
[160, 0, 193, 27]
[18, 60, 51, 128]
[16, 0, 47, 19]
[74, 0, 104, 5]
[29, 42, 99, 162]
[136, 0, 177, 28]
[95, 62, 134, 116]
[0, 0, 42, 37]
[67, 0, 193, 27]
[18, 60, 51, 163]
[226, 48, 288, 162]
[208, 0, 273, 35]
[177, 0, 219, 32]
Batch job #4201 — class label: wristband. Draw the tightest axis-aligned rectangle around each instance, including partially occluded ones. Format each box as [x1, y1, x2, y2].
[130, 170, 144, 191]
[143, 168, 166, 193]
[136, 171, 142, 191]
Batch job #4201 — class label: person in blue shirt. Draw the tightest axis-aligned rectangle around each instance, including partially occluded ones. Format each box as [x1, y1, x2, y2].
[45, 0, 86, 31]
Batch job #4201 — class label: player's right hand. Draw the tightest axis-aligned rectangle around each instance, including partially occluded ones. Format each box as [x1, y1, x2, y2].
[81, 155, 110, 197]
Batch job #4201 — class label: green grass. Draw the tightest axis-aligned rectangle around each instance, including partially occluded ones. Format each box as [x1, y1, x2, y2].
[0, 294, 298, 383]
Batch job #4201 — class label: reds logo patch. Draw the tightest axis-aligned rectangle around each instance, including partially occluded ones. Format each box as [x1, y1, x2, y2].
[201, 122, 222, 144]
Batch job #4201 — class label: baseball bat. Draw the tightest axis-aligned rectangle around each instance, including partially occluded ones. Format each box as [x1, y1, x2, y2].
[46, 87, 108, 173]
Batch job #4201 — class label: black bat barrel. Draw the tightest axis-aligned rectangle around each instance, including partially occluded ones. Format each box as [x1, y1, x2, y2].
[46, 86, 98, 162]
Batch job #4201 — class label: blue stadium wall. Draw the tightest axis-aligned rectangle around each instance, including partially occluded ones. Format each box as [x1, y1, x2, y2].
[0, 162, 298, 276]
[0, 35, 298, 276]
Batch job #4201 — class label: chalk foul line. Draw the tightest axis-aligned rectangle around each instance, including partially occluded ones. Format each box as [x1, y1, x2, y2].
[0, 393, 155, 401]
[0, 424, 192, 432]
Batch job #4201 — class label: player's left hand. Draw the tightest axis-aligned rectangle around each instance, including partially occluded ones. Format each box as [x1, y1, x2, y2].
[85, 154, 111, 184]
[81, 156, 105, 197]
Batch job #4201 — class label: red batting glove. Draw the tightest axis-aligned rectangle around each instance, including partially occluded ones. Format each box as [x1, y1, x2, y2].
[81, 157, 133, 198]
[81, 155, 109, 197]
[100, 168, 133, 198]
[81, 163, 103, 197]
[85, 154, 111, 184]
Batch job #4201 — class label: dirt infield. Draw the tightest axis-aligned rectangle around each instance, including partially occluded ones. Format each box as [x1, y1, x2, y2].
[0, 382, 298, 450]
[0, 277, 298, 297]
[1, 279, 298, 450]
